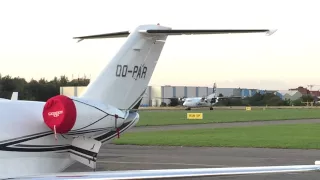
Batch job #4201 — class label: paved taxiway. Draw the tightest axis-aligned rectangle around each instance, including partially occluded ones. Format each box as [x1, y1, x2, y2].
[65, 119, 320, 179]
[130, 118, 320, 132]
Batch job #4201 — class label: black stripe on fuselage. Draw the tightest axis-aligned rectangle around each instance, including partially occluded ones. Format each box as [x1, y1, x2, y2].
[100, 120, 135, 143]
[7, 145, 97, 158]
[14, 144, 66, 148]
[57, 150, 97, 163]
[0, 121, 133, 153]
[0, 128, 102, 148]
[0, 124, 115, 147]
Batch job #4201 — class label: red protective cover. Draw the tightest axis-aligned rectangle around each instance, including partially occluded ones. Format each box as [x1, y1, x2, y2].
[43, 95, 77, 134]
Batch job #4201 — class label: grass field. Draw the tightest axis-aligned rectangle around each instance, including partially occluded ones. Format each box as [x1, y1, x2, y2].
[136, 109, 320, 126]
[114, 123, 320, 149]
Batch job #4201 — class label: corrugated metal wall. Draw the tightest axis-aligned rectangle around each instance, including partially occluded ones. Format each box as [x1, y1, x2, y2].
[241, 89, 250, 97]
[140, 86, 151, 107]
[60, 86, 86, 97]
[162, 86, 173, 104]
[77, 87, 86, 96]
[60, 87, 74, 96]
[233, 89, 241, 97]
[151, 86, 161, 99]
[175, 86, 185, 98]
[150, 86, 161, 106]
[197, 87, 208, 97]
[208, 88, 214, 94]
[187, 87, 196, 97]
[216, 88, 235, 97]
[151, 98, 162, 106]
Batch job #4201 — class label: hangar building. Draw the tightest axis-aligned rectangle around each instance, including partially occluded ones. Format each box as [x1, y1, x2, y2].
[60, 85, 262, 107]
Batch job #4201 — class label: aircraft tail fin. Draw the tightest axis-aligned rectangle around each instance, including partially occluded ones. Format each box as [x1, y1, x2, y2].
[74, 24, 276, 110]
[11, 92, 18, 100]
[76, 25, 170, 110]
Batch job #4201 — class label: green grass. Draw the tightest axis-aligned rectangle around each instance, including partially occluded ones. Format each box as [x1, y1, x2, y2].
[136, 109, 320, 126]
[114, 123, 320, 149]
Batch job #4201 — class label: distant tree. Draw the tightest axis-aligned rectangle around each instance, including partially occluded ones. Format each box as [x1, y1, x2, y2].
[160, 102, 167, 107]
[0, 74, 90, 101]
[168, 98, 179, 106]
[292, 99, 304, 106]
[283, 98, 292, 106]
[301, 94, 314, 102]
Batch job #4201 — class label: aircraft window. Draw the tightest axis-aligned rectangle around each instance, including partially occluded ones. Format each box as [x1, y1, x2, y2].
[186, 100, 192, 102]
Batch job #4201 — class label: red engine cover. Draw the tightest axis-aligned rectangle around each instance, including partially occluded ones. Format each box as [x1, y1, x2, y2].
[43, 95, 77, 134]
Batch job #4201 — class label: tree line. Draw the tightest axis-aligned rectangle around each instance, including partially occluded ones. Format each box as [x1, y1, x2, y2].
[215, 92, 316, 106]
[0, 74, 90, 101]
[164, 92, 316, 107]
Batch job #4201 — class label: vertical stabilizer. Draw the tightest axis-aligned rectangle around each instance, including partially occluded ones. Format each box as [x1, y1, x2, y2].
[79, 25, 170, 110]
[74, 25, 275, 110]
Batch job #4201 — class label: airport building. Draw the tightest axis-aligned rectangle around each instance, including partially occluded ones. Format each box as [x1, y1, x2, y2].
[60, 85, 319, 106]
[60, 85, 265, 107]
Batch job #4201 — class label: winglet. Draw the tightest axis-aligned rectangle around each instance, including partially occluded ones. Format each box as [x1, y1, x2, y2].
[266, 29, 277, 36]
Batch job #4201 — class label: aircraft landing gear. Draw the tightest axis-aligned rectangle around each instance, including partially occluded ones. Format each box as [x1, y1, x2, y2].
[209, 107, 213, 110]
[185, 107, 191, 110]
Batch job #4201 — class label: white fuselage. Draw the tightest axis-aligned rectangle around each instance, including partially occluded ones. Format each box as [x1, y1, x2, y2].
[0, 100, 139, 179]
[183, 97, 212, 108]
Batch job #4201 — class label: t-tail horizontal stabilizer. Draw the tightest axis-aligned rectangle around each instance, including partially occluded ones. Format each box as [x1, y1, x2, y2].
[73, 27, 277, 42]
[139, 29, 277, 36]
[69, 137, 102, 169]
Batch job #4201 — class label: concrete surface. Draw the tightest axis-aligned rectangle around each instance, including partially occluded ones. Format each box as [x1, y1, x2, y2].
[64, 119, 320, 179]
[65, 144, 320, 179]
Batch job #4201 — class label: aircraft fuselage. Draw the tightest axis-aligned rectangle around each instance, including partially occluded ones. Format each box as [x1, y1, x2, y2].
[0, 100, 139, 179]
[183, 97, 212, 108]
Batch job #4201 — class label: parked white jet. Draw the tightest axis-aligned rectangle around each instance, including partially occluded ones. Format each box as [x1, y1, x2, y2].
[2, 24, 318, 180]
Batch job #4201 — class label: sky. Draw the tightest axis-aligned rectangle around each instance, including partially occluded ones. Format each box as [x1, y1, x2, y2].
[0, 0, 319, 90]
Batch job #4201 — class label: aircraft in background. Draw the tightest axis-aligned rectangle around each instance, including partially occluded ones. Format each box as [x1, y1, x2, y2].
[158, 84, 239, 110]
[156, 84, 241, 110]
[182, 84, 223, 110]
[2, 25, 315, 180]
[183, 89, 241, 110]
[0, 92, 18, 101]
[155, 84, 220, 109]
[183, 95, 224, 110]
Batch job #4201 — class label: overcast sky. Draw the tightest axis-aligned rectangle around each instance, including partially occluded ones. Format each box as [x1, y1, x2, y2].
[0, 0, 319, 90]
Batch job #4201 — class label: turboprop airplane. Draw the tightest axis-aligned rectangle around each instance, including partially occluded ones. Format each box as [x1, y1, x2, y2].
[2, 24, 319, 180]
[183, 95, 224, 110]
[183, 86, 240, 110]
[155, 85, 237, 110]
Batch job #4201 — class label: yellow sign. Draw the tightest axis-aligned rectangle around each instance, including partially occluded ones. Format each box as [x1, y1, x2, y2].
[187, 113, 203, 119]
[245, 106, 252, 111]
